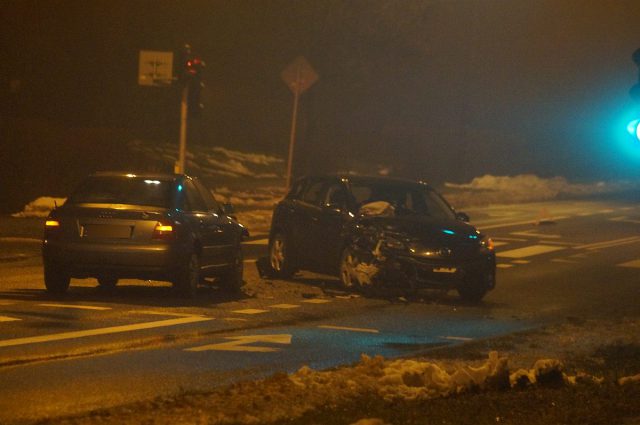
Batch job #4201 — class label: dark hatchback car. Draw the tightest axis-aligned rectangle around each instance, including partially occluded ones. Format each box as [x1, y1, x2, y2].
[42, 172, 247, 296]
[269, 175, 495, 302]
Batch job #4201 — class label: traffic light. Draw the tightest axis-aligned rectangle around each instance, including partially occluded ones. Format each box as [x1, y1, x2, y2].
[178, 44, 205, 115]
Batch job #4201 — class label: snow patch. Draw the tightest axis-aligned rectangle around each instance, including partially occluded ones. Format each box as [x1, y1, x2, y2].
[11, 197, 66, 218]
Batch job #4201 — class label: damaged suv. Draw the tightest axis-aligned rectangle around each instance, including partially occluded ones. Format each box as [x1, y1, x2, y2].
[268, 175, 495, 302]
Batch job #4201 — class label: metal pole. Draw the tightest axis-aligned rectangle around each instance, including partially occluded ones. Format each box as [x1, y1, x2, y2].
[286, 65, 301, 189]
[177, 85, 188, 174]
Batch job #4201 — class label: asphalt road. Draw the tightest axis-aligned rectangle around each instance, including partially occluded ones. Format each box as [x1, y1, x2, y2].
[1, 198, 639, 424]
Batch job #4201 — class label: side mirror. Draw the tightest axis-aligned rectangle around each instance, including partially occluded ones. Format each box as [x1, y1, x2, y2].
[456, 211, 470, 222]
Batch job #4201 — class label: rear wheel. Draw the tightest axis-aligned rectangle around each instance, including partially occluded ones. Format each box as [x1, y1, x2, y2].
[218, 249, 244, 293]
[174, 252, 200, 297]
[269, 232, 295, 278]
[44, 263, 70, 295]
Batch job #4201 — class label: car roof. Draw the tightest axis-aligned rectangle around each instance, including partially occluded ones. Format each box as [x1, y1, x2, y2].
[298, 174, 431, 187]
[90, 171, 186, 180]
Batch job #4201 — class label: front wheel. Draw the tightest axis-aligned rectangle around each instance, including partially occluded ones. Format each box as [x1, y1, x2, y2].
[44, 263, 70, 295]
[269, 232, 295, 278]
[339, 247, 360, 289]
[457, 272, 493, 303]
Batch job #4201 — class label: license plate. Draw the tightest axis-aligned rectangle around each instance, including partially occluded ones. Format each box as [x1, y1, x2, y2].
[433, 267, 457, 274]
[81, 224, 132, 239]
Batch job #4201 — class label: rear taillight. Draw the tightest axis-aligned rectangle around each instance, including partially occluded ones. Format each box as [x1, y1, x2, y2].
[152, 221, 175, 240]
[44, 219, 61, 238]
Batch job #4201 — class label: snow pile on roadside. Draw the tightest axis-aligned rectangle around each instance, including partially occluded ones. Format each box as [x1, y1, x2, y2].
[129, 140, 284, 179]
[443, 174, 638, 207]
[201, 351, 617, 424]
[11, 197, 66, 218]
[213, 186, 285, 209]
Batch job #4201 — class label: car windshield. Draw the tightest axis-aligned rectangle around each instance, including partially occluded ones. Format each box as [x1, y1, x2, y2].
[66, 176, 174, 208]
[350, 181, 455, 220]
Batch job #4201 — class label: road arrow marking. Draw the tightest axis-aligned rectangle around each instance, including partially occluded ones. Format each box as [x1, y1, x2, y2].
[186, 334, 292, 352]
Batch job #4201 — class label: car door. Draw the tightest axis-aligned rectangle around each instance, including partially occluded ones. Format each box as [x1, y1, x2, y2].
[183, 179, 228, 270]
[288, 178, 325, 268]
[311, 181, 352, 272]
[193, 178, 238, 265]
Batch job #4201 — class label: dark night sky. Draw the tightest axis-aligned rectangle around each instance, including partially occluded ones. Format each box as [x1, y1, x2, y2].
[3, 0, 640, 185]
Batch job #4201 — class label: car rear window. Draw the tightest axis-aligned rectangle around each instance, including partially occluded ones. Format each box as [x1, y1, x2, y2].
[67, 176, 174, 208]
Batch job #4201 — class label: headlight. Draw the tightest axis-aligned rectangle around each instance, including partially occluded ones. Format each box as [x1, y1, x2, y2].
[408, 243, 452, 258]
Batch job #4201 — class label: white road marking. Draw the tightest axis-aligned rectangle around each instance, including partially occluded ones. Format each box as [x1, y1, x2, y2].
[302, 298, 331, 304]
[497, 245, 565, 259]
[492, 237, 528, 242]
[618, 259, 640, 268]
[441, 336, 473, 342]
[39, 303, 111, 311]
[539, 240, 580, 246]
[598, 209, 615, 214]
[0, 301, 16, 306]
[575, 236, 640, 250]
[186, 334, 292, 352]
[551, 258, 580, 264]
[609, 216, 640, 224]
[269, 304, 300, 309]
[511, 231, 561, 239]
[478, 216, 569, 230]
[129, 310, 203, 317]
[492, 241, 509, 248]
[0, 316, 21, 322]
[232, 308, 269, 315]
[497, 264, 515, 269]
[242, 238, 269, 245]
[223, 317, 248, 322]
[318, 325, 379, 334]
[243, 259, 257, 264]
[511, 260, 530, 264]
[0, 316, 213, 348]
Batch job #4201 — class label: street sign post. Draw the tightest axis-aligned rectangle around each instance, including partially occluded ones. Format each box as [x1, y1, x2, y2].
[281, 56, 319, 189]
[138, 50, 174, 86]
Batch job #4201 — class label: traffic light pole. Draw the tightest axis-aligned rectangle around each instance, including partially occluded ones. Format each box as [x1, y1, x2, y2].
[176, 85, 188, 174]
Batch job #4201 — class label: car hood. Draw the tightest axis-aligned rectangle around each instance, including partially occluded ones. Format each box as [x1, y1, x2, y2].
[358, 215, 482, 245]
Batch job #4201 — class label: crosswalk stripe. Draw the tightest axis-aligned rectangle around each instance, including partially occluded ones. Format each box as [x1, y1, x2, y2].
[39, 303, 111, 311]
[618, 259, 640, 268]
[232, 309, 269, 315]
[269, 304, 300, 309]
[497, 245, 564, 259]
[302, 299, 331, 304]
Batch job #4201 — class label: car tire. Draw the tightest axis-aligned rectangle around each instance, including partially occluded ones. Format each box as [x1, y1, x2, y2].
[457, 272, 493, 303]
[44, 262, 70, 295]
[174, 252, 200, 298]
[339, 247, 359, 289]
[269, 232, 295, 278]
[218, 249, 244, 293]
[97, 276, 118, 290]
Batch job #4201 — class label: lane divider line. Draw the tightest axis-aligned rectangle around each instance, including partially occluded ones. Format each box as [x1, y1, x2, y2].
[441, 336, 473, 342]
[575, 236, 640, 250]
[302, 299, 331, 304]
[269, 304, 301, 309]
[0, 316, 213, 348]
[39, 303, 111, 311]
[318, 325, 379, 334]
[497, 264, 514, 269]
[0, 316, 21, 322]
[232, 309, 269, 315]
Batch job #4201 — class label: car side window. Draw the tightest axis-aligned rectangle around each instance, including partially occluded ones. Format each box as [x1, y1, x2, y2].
[184, 180, 207, 212]
[301, 180, 325, 207]
[193, 179, 221, 213]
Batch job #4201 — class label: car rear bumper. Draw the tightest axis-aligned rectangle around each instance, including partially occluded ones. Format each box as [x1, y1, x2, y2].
[42, 240, 182, 280]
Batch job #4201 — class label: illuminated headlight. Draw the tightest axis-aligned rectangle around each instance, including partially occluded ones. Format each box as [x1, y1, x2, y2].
[479, 236, 495, 252]
[408, 243, 451, 258]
